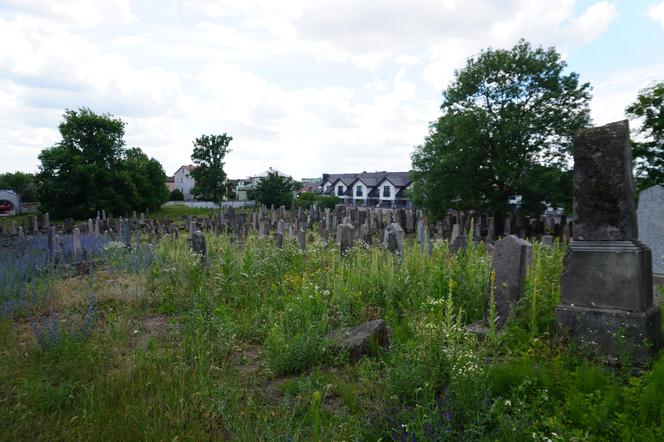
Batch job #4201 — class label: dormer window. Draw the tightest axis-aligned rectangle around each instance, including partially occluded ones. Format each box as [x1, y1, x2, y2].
[383, 185, 390, 198]
[337, 185, 344, 196]
[356, 185, 363, 197]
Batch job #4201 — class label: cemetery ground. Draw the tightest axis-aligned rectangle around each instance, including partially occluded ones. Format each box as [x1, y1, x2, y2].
[2, 232, 664, 441]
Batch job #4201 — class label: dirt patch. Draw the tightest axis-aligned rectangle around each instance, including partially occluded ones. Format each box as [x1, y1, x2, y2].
[136, 315, 175, 350]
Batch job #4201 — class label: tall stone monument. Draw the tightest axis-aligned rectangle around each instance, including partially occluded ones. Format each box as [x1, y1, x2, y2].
[556, 120, 661, 361]
[637, 185, 664, 276]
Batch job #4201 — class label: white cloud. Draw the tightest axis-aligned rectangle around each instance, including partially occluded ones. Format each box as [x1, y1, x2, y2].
[1, 0, 136, 27]
[588, 64, 664, 127]
[648, 1, 664, 27]
[0, 0, 652, 181]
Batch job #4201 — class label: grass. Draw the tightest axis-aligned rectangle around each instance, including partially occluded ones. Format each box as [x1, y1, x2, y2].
[1, 231, 663, 440]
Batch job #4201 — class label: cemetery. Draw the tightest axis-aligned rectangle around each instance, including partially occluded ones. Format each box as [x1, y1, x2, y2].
[0, 120, 663, 440]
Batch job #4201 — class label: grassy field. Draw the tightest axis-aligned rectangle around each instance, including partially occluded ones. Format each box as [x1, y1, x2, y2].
[1, 233, 664, 440]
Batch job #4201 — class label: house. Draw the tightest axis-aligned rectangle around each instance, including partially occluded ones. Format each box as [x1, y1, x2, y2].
[297, 177, 321, 194]
[236, 167, 292, 201]
[173, 165, 196, 201]
[166, 176, 176, 193]
[318, 171, 413, 208]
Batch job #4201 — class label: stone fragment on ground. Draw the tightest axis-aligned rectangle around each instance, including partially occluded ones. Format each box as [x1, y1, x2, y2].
[326, 319, 391, 361]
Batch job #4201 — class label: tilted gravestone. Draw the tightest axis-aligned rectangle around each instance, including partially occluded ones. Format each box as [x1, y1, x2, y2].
[486, 235, 532, 328]
[556, 120, 661, 361]
[637, 185, 664, 275]
[541, 235, 554, 247]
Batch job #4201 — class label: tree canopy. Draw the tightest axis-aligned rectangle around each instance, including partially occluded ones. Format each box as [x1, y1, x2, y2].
[254, 172, 297, 208]
[37, 108, 168, 218]
[0, 172, 37, 201]
[626, 81, 664, 192]
[410, 40, 591, 220]
[190, 134, 232, 203]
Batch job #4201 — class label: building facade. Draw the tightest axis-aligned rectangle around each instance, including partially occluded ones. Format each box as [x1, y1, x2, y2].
[318, 171, 412, 208]
[173, 165, 196, 201]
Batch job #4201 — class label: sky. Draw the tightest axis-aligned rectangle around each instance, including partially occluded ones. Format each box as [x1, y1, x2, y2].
[0, 0, 663, 180]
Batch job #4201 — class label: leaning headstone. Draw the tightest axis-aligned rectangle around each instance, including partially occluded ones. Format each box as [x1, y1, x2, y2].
[450, 223, 460, 245]
[541, 235, 554, 247]
[556, 120, 661, 362]
[487, 235, 532, 328]
[637, 185, 664, 275]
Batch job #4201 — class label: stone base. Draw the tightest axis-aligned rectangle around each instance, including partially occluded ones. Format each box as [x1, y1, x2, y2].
[561, 240, 653, 311]
[556, 303, 661, 363]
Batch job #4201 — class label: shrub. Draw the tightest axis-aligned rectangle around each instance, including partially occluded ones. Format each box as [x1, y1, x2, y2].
[169, 188, 184, 201]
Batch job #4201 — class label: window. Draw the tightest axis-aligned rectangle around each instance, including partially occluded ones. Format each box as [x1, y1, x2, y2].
[337, 185, 344, 196]
[383, 185, 390, 198]
[356, 185, 363, 197]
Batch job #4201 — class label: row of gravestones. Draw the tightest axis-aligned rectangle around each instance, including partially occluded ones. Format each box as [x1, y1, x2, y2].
[471, 121, 662, 364]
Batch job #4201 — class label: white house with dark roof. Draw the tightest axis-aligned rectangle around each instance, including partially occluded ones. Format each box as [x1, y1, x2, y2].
[319, 171, 413, 207]
[173, 165, 197, 201]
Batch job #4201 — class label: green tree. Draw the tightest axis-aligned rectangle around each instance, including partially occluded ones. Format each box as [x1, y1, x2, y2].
[37, 108, 168, 218]
[0, 172, 37, 201]
[169, 188, 184, 201]
[411, 40, 591, 222]
[294, 191, 318, 209]
[626, 81, 664, 191]
[119, 148, 169, 210]
[190, 134, 232, 203]
[254, 172, 296, 208]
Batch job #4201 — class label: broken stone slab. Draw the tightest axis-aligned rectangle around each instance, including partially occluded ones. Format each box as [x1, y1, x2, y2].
[326, 319, 391, 361]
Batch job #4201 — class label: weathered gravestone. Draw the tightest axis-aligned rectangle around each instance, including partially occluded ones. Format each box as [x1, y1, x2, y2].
[541, 235, 554, 247]
[556, 120, 661, 361]
[450, 235, 468, 255]
[326, 319, 391, 361]
[637, 185, 664, 275]
[385, 223, 404, 255]
[486, 235, 532, 328]
[339, 223, 354, 254]
[189, 230, 207, 264]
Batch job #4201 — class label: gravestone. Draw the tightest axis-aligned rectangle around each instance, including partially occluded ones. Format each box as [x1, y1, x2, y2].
[541, 235, 554, 247]
[450, 223, 460, 244]
[637, 185, 664, 275]
[385, 223, 404, 255]
[556, 120, 661, 361]
[487, 235, 532, 328]
[275, 219, 285, 248]
[450, 235, 467, 255]
[73, 227, 81, 260]
[297, 228, 306, 252]
[190, 230, 207, 264]
[360, 224, 372, 245]
[339, 223, 354, 254]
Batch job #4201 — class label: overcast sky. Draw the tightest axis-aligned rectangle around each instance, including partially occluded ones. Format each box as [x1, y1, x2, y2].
[1, 0, 663, 180]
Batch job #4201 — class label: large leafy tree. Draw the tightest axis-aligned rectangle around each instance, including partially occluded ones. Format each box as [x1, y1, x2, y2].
[626, 81, 664, 192]
[190, 134, 232, 203]
[411, 40, 591, 222]
[254, 172, 297, 208]
[37, 108, 168, 218]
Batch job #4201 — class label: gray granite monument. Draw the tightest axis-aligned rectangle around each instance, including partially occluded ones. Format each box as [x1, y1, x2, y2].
[556, 120, 661, 361]
[637, 185, 664, 275]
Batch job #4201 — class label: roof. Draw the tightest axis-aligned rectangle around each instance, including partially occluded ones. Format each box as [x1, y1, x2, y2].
[175, 165, 196, 175]
[318, 171, 412, 193]
[166, 176, 175, 183]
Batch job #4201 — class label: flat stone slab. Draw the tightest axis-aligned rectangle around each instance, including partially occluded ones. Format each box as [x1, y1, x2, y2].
[326, 319, 391, 361]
